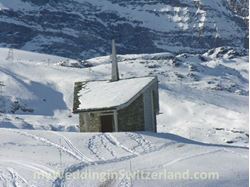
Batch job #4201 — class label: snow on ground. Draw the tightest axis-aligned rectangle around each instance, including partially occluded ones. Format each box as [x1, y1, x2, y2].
[0, 47, 248, 186]
[0, 129, 248, 186]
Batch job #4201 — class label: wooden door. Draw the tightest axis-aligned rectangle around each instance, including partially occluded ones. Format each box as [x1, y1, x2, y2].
[101, 115, 113, 132]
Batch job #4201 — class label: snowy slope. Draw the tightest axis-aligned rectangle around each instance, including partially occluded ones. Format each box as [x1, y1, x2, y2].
[0, 47, 248, 186]
[0, 47, 248, 146]
[0, 0, 248, 58]
[0, 129, 248, 187]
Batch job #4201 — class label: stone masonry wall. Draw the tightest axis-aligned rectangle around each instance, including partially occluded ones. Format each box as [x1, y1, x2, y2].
[118, 95, 144, 131]
[79, 112, 101, 132]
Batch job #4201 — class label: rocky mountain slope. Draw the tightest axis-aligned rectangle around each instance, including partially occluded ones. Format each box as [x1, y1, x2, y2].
[0, 0, 248, 58]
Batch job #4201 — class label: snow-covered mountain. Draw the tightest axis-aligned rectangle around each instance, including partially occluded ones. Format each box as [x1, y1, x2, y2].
[0, 1, 248, 186]
[0, 0, 248, 58]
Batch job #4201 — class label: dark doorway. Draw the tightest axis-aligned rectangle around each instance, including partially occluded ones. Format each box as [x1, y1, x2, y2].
[101, 115, 113, 132]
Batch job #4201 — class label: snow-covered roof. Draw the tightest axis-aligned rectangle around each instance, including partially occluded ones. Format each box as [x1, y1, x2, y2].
[73, 76, 157, 112]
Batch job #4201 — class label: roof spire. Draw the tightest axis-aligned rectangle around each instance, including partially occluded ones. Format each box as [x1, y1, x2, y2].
[111, 39, 119, 81]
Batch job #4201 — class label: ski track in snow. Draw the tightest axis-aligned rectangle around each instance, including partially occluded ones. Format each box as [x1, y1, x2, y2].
[7, 168, 30, 187]
[87, 134, 117, 161]
[0, 160, 55, 177]
[162, 149, 223, 167]
[9, 130, 86, 162]
[51, 132, 93, 162]
[222, 148, 249, 159]
[106, 133, 140, 156]
[0, 167, 32, 187]
[117, 149, 224, 187]
[54, 133, 158, 187]
[126, 132, 155, 153]
[118, 176, 132, 187]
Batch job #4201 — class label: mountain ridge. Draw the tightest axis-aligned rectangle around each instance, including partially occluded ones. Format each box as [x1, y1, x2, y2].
[0, 0, 248, 58]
